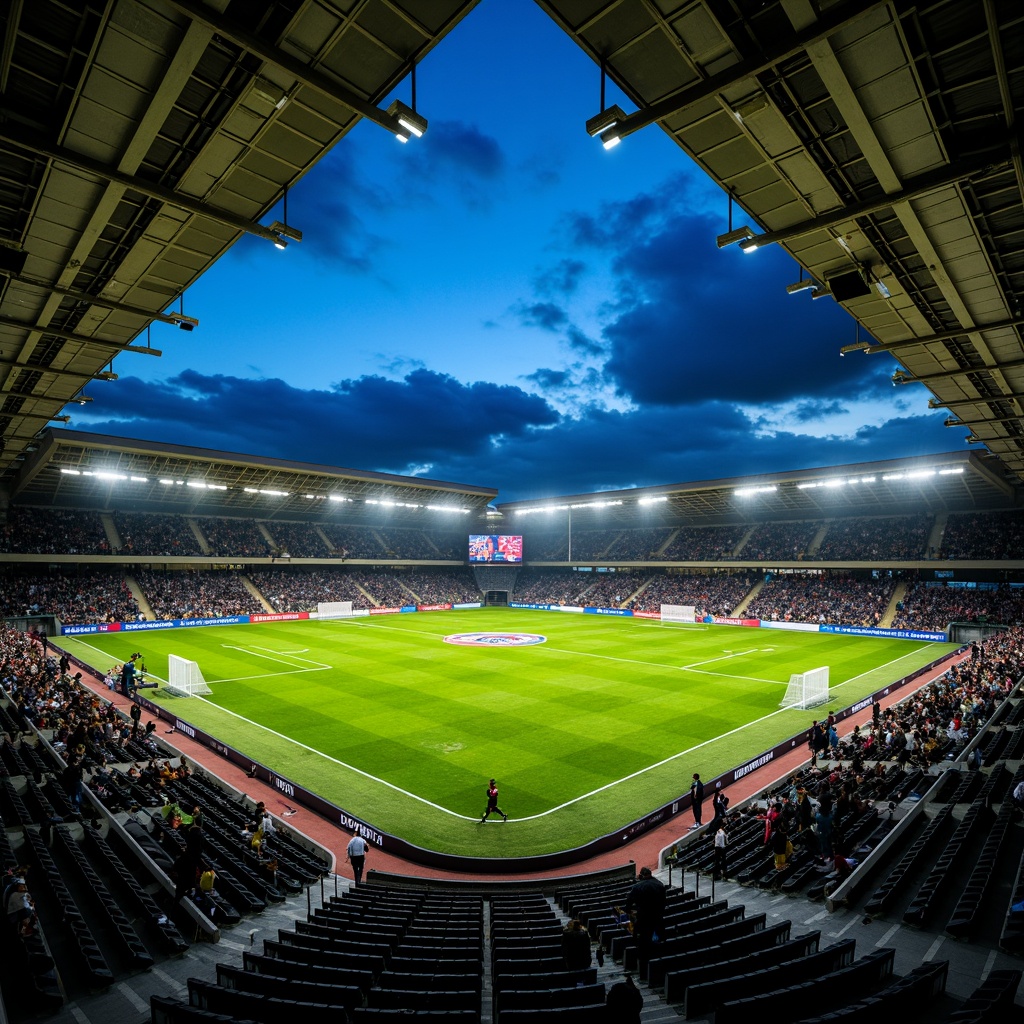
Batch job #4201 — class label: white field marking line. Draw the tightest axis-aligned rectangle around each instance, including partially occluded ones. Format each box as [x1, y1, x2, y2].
[180, 664, 808, 824]
[683, 668, 788, 686]
[340, 618, 723, 675]
[214, 644, 332, 684]
[679, 649, 758, 670]
[186, 629, 951, 823]
[182, 696, 475, 820]
[222, 644, 330, 669]
[829, 644, 937, 692]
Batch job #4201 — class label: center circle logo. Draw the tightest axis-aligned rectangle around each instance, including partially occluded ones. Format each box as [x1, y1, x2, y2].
[444, 632, 547, 647]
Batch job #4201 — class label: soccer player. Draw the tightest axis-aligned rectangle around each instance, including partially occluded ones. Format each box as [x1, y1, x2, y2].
[479, 778, 507, 822]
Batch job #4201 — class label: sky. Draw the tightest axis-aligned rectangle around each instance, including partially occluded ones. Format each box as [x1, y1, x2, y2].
[66, 0, 972, 503]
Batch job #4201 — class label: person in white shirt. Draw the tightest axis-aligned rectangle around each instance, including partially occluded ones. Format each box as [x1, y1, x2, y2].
[346, 833, 368, 885]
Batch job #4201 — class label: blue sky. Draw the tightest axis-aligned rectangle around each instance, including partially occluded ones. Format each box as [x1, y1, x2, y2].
[69, 0, 969, 502]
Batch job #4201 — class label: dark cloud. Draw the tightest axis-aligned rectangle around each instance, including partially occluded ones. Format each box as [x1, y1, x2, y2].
[524, 368, 572, 389]
[566, 325, 604, 357]
[791, 398, 848, 422]
[431, 404, 968, 501]
[516, 301, 569, 332]
[533, 258, 587, 296]
[74, 374, 968, 501]
[588, 207, 891, 407]
[396, 120, 505, 210]
[81, 369, 558, 480]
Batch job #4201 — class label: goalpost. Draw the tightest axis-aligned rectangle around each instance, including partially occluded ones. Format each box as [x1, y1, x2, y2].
[780, 666, 830, 709]
[661, 604, 696, 624]
[166, 654, 212, 697]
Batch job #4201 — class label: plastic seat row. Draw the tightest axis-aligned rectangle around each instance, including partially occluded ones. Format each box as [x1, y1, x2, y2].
[947, 797, 1015, 938]
[863, 802, 955, 915]
[52, 824, 154, 969]
[903, 800, 990, 926]
[714, 947, 897, 1024]
[82, 823, 190, 954]
[22, 825, 114, 988]
[684, 938, 855, 1019]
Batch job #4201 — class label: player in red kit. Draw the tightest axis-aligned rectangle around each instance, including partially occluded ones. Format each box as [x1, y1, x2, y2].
[479, 778, 507, 822]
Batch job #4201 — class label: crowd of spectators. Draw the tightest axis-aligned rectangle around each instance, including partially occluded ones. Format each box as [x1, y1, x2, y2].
[741, 520, 820, 562]
[347, 570, 416, 608]
[892, 581, 1024, 632]
[0, 625, 164, 797]
[512, 570, 589, 605]
[113, 512, 203, 557]
[264, 522, 332, 558]
[840, 626, 1023, 768]
[816, 514, 931, 561]
[0, 569, 139, 623]
[396, 569, 480, 604]
[630, 574, 755, 617]
[0, 506, 110, 555]
[196, 517, 269, 557]
[729, 627, 1024, 881]
[519, 528, 569, 561]
[246, 569, 368, 612]
[135, 570, 262, 620]
[606, 527, 673, 560]
[940, 510, 1024, 560]
[659, 526, 744, 561]
[745, 574, 897, 627]
[376, 529, 436, 560]
[319, 525, 384, 559]
[576, 569, 650, 608]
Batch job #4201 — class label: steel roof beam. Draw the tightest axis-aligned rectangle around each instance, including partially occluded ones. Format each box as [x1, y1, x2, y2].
[740, 151, 1010, 252]
[0, 122, 287, 247]
[593, 0, 894, 145]
[161, 0, 413, 138]
[0, 313, 162, 356]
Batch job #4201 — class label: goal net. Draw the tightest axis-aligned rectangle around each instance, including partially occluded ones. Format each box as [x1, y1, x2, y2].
[166, 654, 212, 697]
[780, 666, 829, 709]
[661, 604, 696, 623]
[317, 600, 354, 619]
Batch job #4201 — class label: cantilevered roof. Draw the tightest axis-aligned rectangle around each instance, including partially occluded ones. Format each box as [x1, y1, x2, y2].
[9, 428, 497, 521]
[538, 0, 1024, 478]
[0, 0, 478, 485]
[1, 0, 1022, 498]
[497, 451, 1021, 526]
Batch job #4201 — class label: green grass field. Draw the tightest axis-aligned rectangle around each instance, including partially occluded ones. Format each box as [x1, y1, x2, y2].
[60, 609, 958, 856]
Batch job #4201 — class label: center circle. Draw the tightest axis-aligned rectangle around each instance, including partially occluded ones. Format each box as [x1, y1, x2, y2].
[443, 632, 547, 647]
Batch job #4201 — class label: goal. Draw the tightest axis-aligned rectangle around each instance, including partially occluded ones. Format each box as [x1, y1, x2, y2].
[661, 604, 696, 623]
[780, 666, 829, 709]
[166, 654, 212, 697]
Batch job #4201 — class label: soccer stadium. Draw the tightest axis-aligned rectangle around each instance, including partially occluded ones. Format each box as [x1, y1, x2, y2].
[2, 1, 1024, 1023]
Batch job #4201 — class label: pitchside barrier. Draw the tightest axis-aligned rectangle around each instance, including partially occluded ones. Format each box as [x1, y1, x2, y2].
[48, 634, 966, 874]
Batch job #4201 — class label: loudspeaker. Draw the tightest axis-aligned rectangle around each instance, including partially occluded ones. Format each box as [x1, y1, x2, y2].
[0, 247, 28, 276]
[826, 269, 870, 301]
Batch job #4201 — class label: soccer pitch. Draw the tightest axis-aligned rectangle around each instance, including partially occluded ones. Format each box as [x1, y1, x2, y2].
[60, 609, 958, 857]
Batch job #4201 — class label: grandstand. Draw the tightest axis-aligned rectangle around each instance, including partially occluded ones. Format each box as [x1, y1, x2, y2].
[2, 0, 1024, 1019]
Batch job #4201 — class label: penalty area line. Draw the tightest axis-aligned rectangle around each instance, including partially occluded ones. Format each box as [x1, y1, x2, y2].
[178, 698, 477, 821]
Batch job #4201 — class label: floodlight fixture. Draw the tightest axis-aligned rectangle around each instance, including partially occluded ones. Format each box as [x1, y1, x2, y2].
[71, 395, 93, 405]
[169, 312, 199, 331]
[810, 287, 829, 299]
[386, 99, 427, 142]
[786, 278, 817, 295]
[839, 342, 871, 356]
[95, 370, 118, 381]
[716, 225, 756, 249]
[269, 220, 303, 244]
[586, 104, 626, 138]
[737, 236, 761, 253]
